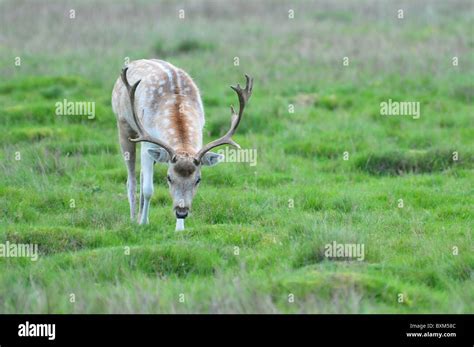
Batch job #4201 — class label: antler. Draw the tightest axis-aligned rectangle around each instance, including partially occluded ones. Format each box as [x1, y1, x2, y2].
[195, 74, 253, 163]
[121, 67, 176, 159]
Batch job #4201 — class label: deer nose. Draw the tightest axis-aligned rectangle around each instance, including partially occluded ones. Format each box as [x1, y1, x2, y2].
[175, 207, 189, 219]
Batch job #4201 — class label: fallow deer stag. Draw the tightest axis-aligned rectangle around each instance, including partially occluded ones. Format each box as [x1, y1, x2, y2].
[111, 59, 253, 228]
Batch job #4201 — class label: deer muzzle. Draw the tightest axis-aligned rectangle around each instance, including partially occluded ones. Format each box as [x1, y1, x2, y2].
[175, 206, 189, 219]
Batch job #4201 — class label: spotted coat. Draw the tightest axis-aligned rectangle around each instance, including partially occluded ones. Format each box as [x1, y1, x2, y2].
[112, 59, 204, 155]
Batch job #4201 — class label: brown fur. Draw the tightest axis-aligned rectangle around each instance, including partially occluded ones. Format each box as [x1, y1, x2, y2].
[174, 159, 196, 177]
[172, 94, 190, 150]
[159, 61, 194, 153]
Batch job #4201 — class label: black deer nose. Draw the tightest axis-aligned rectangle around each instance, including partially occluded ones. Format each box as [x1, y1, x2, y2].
[175, 207, 189, 219]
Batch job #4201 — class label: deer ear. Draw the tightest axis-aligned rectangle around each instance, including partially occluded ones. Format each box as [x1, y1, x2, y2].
[147, 148, 170, 163]
[201, 152, 224, 166]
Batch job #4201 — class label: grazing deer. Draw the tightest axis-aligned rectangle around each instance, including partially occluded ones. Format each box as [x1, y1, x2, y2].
[111, 59, 253, 225]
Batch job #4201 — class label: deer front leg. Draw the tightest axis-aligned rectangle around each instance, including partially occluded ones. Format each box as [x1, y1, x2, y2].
[138, 171, 144, 219]
[139, 144, 155, 225]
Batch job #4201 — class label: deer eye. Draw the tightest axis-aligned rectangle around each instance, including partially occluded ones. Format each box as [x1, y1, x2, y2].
[167, 175, 172, 184]
[195, 177, 201, 185]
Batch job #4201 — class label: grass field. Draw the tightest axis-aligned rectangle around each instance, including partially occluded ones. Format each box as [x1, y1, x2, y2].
[0, 0, 473, 313]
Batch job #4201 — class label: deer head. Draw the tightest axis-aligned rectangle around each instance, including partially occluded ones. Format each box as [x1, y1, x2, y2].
[121, 68, 253, 219]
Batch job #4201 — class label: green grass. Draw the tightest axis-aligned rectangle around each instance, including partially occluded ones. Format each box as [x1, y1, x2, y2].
[0, 0, 473, 313]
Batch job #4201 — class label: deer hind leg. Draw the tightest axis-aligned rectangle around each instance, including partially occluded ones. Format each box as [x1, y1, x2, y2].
[139, 143, 155, 225]
[117, 120, 137, 221]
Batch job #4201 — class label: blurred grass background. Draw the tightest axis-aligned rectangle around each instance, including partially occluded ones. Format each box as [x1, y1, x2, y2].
[0, 0, 473, 313]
